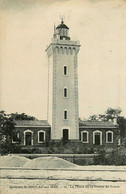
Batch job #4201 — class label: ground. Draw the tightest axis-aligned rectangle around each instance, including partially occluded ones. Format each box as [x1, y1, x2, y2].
[0, 155, 126, 193]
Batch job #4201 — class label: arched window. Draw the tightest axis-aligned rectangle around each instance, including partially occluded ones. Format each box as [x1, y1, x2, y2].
[63, 87, 68, 98]
[38, 130, 45, 143]
[106, 131, 113, 143]
[81, 131, 89, 143]
[64, 110, 68, 120]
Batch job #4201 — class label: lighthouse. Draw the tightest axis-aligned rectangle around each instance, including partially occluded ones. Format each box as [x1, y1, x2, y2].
[46, 19, 80, 141]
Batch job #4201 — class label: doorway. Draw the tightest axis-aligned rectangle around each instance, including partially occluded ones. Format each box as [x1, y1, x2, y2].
[63, 129, 69, 141]
[93, 130, 102, 145]
[95, 133, 100, 145]
[25, 132, 32, 145]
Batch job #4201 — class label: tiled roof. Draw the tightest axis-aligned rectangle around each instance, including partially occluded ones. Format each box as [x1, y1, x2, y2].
[79, 121, 118, 128]
[15, 120, 118, 128]
[15, 120, 50, 127]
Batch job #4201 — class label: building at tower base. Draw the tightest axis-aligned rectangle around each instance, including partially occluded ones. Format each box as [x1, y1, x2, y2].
[12, 120, 118, 147]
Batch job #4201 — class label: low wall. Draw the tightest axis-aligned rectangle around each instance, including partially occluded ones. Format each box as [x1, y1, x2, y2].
[15, 154, 102, 165]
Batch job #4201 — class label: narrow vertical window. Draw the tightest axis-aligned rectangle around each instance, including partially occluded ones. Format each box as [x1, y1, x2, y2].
[81, 131, 89, 143]
[83, 133, 87, 142]
[64, 66, 67, 75]
[64, 88, 67, 97]
[108, 133, 112, 142]
[64, 110, 68, 120]
[39, 132, 44, 142]
[38, 130, 45, 143]
[106, 131, 113, 143]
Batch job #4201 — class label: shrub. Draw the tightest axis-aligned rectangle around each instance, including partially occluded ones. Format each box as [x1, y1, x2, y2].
[101, 147, 126, 165]
[1, 140, 21, 155]
[122, 137, 126, 148]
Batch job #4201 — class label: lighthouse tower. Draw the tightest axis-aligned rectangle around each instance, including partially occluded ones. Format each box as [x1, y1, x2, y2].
[46, 19, 80, 141]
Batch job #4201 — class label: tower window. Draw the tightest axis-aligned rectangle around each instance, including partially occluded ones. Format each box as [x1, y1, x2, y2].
[64, 110, 68, 120]
[64, 87, 68, 98]
[63, 66, 67, 75]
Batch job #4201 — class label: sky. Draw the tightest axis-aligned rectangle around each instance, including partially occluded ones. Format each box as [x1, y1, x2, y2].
[0, 0, 126, 120]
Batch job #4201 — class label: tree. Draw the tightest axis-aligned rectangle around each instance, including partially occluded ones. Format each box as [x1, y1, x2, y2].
[105, 107, 122, 121]
[86, 107, 126, 138]
[0, 111, 15, 140]
[10, 112, 36, 120]
[99, 108, 126, 138]
[0, 111, 17, 154]
[0, 111, 37, 154]
[86, 107, 122, 122]
[117, 116, 126, 138]
[88, 114, 98, 121]
[98, 114, 107, 121]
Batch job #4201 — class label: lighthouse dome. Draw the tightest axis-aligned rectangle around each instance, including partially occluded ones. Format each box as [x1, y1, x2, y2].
[55, 20, 70, 40]
[56, 21, 69, 30]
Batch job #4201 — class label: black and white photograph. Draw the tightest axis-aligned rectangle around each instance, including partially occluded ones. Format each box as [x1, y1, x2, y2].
[0, 0, 126, 193]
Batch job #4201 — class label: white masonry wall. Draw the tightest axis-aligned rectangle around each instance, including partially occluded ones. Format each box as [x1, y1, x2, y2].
[46, 39, 80, 140]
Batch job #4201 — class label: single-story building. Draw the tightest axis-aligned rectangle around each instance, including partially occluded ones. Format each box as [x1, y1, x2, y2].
[79, 121, 118, 147]
[12, 120, 119, 147]
[13, 120, 51, 146]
